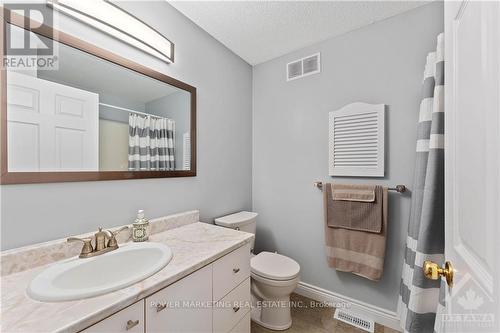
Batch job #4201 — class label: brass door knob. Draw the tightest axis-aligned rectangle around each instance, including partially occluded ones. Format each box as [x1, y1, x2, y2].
[423, 260, 454, 287]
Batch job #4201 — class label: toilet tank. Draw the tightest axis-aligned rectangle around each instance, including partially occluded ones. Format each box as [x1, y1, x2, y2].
[214, 211, 257, 251]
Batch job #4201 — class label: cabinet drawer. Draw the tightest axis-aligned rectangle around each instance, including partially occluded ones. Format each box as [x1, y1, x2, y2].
[81, 300, 144, 333]
[213, 278, 251, 333]
[213, 243, 251, 301]
[230, 311, 251, 333]
[146, 264, 212, 333]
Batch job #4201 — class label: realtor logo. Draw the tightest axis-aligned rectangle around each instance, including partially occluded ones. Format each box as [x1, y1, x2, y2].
[5, 3, 54, 55]
[3, 2, 58, 70]
[436, 273, 497, 332]
[458, 289, 484, 311]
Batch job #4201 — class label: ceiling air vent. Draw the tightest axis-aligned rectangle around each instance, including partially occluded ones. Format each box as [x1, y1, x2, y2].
[287, 60, 303, 80]
[286, 53, 320, 81]
[303, 54, 320, 74]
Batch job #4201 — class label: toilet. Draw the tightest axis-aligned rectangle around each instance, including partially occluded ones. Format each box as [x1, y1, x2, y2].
[215, 211, 300, 331]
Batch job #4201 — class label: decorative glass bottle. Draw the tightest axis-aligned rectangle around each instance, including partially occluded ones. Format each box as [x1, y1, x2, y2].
[132, 210, 149, 242]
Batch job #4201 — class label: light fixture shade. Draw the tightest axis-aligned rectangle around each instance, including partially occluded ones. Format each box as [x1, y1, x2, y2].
[48, 0, 174, 63]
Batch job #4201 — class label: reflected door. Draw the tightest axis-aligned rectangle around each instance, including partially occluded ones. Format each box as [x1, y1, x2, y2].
[7, 72, 99, 171]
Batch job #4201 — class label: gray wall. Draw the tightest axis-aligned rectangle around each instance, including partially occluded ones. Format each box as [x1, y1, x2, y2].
[252, 2, 443, 312]
[0, 1, 253, 250]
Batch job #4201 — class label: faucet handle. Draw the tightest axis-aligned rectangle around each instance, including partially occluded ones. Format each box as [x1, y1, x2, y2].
[67, 237, 94, 257]
[107, 226, 130, 248]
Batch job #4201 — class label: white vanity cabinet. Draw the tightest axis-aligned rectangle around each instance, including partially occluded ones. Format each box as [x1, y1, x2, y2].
[79, 243, 251, 333]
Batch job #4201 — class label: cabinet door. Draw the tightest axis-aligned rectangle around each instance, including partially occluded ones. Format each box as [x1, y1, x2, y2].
[146, 264, 213, 333]
[81, 301, 144, 333]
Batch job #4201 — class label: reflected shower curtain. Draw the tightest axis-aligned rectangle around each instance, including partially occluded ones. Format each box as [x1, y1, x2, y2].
[128, 114, 175, 171]
[397, 33, 445, 333]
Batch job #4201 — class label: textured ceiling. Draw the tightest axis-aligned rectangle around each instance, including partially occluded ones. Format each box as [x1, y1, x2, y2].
[169, 1, 431, 65]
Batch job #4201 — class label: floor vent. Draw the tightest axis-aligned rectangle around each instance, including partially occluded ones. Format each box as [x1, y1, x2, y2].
[334, 309, 375, 333]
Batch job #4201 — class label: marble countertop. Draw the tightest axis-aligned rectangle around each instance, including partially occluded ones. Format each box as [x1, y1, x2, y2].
[1, 222, 254, 333]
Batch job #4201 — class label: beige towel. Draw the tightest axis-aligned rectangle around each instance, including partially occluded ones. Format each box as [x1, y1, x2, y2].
[328, 184, 382, 233]
[324, 183, 388, 281]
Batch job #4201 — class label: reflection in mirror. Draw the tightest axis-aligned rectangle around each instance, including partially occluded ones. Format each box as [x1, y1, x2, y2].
[6, 24, 191, 173]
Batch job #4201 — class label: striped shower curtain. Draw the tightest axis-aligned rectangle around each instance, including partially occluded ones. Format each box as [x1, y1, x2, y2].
[398, 33, 445, 333]
[128, 114, 175, 171]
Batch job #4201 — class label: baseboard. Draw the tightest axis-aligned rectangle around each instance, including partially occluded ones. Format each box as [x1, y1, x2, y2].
[295, 281, 402, 332]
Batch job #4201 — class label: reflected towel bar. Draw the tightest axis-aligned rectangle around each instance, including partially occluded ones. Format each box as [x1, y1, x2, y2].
[313, 181, 406, 193]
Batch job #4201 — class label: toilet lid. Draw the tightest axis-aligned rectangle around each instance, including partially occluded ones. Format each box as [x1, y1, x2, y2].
[251, 252, 300, 281]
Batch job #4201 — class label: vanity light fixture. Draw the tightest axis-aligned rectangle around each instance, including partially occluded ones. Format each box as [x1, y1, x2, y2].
[47, 0, 174, 63]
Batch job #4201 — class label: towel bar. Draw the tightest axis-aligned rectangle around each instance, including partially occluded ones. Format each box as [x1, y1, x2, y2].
[313, 181, 406, 193]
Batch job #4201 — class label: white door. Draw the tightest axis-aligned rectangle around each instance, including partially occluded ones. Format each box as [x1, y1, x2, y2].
[7, 72, 99, 171]
[435, 1, 500, 332]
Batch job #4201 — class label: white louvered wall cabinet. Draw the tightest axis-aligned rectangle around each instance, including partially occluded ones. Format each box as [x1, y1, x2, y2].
[329, 102, 385, 177]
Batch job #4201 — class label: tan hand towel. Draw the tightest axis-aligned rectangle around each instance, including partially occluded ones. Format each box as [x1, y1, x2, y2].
[324, 183, 388, 281]
[328, 184, 382, 233]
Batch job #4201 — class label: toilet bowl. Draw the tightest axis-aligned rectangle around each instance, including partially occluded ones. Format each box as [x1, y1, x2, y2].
[214, 212, 301, 331]
[250, 252, 300, 330]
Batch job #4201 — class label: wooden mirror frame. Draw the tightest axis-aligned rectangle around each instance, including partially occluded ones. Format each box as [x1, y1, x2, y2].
[0, 8, 196, 184]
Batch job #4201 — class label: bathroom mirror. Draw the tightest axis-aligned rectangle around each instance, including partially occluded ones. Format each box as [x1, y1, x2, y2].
[0, 13, 196, 184]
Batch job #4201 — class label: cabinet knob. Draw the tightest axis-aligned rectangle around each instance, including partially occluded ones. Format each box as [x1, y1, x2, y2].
[233, 306, 240, 313]
[156, 303, 167, 312]
[233, 268, 240, 274]
[126, 320, 139, 330]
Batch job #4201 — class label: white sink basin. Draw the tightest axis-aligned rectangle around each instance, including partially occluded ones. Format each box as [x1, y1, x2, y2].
[27, 242, 172, 302]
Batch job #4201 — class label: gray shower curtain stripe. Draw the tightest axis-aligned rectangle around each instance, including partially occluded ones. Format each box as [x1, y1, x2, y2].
[397, 33, 445, 333]
[128, 114, 176, 171]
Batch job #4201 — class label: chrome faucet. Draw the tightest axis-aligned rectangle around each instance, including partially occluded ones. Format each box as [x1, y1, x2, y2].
[67, 226, 129, 258]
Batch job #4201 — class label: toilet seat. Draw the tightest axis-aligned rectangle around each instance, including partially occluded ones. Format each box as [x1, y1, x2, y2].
[251, 271, 300, 287]
[251, 252, 300, 281]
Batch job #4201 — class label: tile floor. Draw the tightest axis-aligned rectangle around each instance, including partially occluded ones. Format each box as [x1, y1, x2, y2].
[251, 294, 400, 333]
